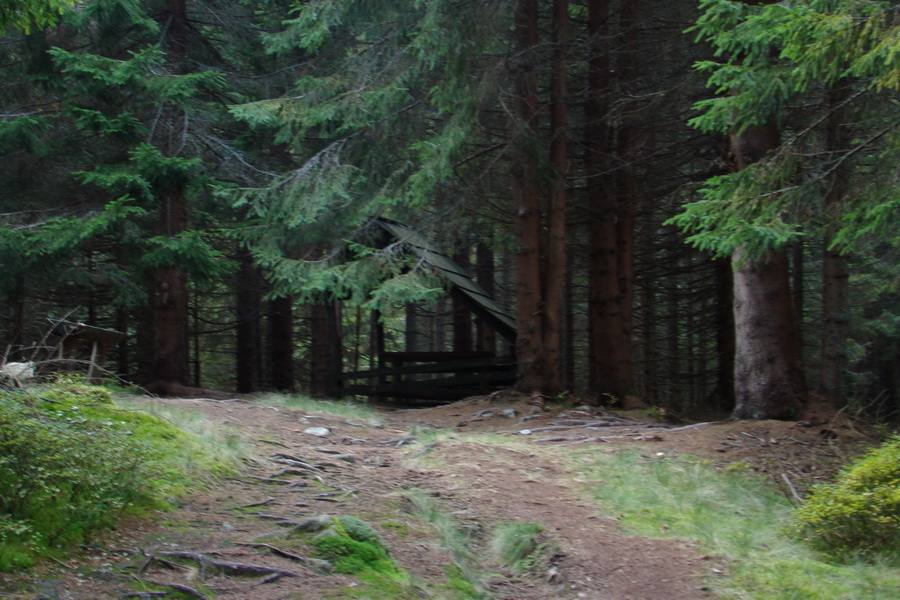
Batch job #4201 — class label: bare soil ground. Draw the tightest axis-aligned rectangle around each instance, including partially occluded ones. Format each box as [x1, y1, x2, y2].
[0, 392, 876, 600]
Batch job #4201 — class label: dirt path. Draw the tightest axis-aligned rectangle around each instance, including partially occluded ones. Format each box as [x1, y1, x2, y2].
[4, 394, 864, 600]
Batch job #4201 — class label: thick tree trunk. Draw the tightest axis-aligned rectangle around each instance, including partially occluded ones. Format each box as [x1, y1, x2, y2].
[235, 247, 262, 393]
[152, 188, 190, 384]
[586, 0, 633, 401]
[544, 0, 568, 393]
[269, 296, 294, 391]
[513, 0, 546, 392]
[730, 122, 807, 419]
[732, 250, 806, 419]
[310, 300, 342, 398]
[151, 0, 191, 385]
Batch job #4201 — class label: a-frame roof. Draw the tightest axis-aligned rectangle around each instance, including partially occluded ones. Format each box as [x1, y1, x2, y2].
[377, 219, 517, 342]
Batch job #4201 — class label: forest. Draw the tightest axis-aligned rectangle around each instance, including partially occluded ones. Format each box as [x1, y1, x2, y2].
[0, 0, 897, 422]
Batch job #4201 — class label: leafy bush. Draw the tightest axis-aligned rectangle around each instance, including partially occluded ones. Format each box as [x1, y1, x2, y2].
[793, 436, 900, 557]
[0, 384, 235, 571]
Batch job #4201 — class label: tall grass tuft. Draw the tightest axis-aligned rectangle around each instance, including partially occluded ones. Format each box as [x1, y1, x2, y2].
[568, 448, 900, 600]
[488, 522, 549, 575]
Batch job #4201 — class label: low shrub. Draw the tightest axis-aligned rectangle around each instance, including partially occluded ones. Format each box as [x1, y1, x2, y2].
[0, 384, 234, 571]
[0, 395, 148, 569]
[793, 435, 900, 558]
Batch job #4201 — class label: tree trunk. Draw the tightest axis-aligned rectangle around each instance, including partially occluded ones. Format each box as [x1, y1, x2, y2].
[730, 123, 806, 419]
[820, 85, 851, 407]
[310, 299, 342, 398]
[151, 0, 191, 385]
[235, 247, 262, 393]
[152, 188, 190, 384]
[513, 0, 546, 392]
[544, 0, 568, 393]
[732, 250, 806, 419]
[452, 250, 473, 353]
[586, 0, 633, 401]
[269, 296, 294, 391]
[475, 242, 497, 354]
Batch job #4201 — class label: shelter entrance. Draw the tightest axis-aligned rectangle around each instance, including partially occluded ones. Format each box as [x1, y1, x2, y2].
[322, 220, 517, 404]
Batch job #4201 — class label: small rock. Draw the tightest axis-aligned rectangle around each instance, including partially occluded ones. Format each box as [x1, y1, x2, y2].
[499, 408, 519, 418]
[294, 515, 334, 533]
[334, 454, 357, 464]
[304, 427, 331, 437]
[520, 429, 533, 435]
[476, 409, 495, 418]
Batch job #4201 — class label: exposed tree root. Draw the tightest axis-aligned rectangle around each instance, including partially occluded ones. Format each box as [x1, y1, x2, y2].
[233, 542, 331, 571]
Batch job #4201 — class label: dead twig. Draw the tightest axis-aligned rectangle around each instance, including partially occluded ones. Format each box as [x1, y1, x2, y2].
[781, 472, 803, 505]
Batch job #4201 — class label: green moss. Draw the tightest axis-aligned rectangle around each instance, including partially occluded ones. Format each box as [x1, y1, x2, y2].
[793, 436, 900, 558]
[0, 384, 236, 571]
[311, 516, 397, 576]
[42, 382, 114, 405]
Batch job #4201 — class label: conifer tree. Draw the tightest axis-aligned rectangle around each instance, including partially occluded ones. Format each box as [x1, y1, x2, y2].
[670, 0, 899, 418]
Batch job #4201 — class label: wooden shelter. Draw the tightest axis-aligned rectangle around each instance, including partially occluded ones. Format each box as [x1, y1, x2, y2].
[337, 219, 517, 403]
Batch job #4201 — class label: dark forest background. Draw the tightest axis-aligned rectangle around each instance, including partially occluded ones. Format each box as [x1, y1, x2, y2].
[0, 0, 896, 421]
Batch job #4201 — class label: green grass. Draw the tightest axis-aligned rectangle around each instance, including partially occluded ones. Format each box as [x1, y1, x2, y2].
[250, 393, 384, 425]
[567, 448, 900, 600]
[115, 395, 249, 467]
[488, 522, 550, 575]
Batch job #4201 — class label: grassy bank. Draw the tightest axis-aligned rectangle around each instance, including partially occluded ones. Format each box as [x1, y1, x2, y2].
[0, 382, 243, 571]
[568, 448, 900, 600]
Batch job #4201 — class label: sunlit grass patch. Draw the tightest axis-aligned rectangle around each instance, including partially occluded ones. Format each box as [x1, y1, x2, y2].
[566, 448, 900, 600]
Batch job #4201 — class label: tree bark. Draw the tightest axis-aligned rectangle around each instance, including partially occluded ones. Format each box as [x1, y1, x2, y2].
[310, 299, 342, 398]
[544, 0, 568, 392]
[235, 247, 262, 393]
[269, 296, 294, 391]
[732, 249, 806, 419]
[820, 85, 851, 407]
[452, 250, 473, 353]
[586, 0, 634, 401]
[150, 0, 191, 385]
[475, 241, 497, 354]
[730, 123, 806, 419]
[512, 0, 546, 392]
[152, 188, 190, 385]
